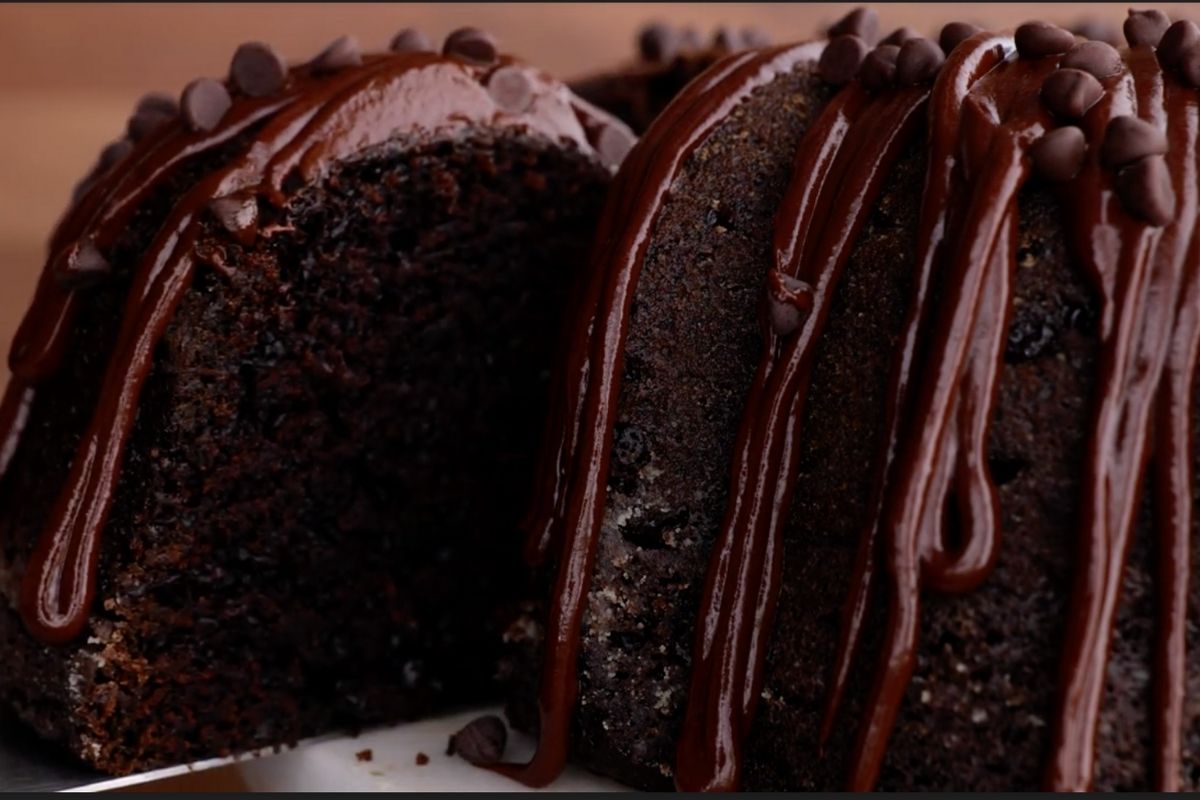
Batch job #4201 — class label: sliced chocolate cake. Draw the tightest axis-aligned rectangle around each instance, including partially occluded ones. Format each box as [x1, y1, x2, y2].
[498, 7, 1200, 791]
[0, 28, 632, 774]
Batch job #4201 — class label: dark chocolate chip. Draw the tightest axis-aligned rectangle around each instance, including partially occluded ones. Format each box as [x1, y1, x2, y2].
[71, 177, 96, 204]
[58, 239, 111, 288]
[230, 42, 288, 97]
[819, 34, 869, 86]
[741, 27, 771, 48]
[126, 109, 173, 141]
[1040, 68, 1104, 119]
[1015, 21, 1077, 58]
[638, 23, 679, 62]
[859, 44, 899, 92]
[1115, 154, 1175, 226]
[390, 28, 433, 53]
[1029, 126, 1087, 182]
[939, 21, 983, 55]
[487, 66, 534, 113]
[443, 27, 497, 65]
[447, 715, 506, 766]
[98, 139, 133, 171]
[1060, 40, 1123, 78]
[595, 123, 634, 168]
[180, 78, 233, 132]
[881, 26, 919, 47]
[713, 26, 742, 51]
[1180, 47, 1200, 87]
[766, 271, 815, 337]
[311, 35, 362, 74]
[1071, 18, 1122, 47]
[828, 7, 879, 45]
[1124, 8, 1171, 48]
[1158, 20, 1200, 68]
[895, 37, 945, 85]
[209, 195, 259, 245]
[1100, 115, 1168, 168]
[136, 92, 179, 117]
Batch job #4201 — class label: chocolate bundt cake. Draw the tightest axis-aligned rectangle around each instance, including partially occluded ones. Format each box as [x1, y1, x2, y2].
[499, 7, 1200, 791]
[0, 28, 632, 773]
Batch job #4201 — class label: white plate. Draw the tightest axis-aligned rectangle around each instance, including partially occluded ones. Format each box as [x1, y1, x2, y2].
[61, 707, 627, 792]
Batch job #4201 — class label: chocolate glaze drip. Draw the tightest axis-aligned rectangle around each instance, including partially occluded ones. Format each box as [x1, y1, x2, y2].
[502, 43, 825, 788]
[516, 11, 1200, 793]
[1, 42, 627, 644]
[676, 81, 930, 792]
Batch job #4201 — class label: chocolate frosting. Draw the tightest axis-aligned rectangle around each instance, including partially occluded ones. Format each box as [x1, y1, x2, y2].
[508, 9, 1200, 792]
[0, 35, 633, 645]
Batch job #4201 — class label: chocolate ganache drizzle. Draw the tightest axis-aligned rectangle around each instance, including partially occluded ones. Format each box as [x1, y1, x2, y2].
[506, 7, 1200, 792]
[0, 30, 631, 644]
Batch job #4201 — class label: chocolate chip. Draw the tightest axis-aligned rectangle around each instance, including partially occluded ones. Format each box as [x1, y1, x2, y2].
[1015, 21, 1077, 58]
[1030, 126, 1087, 182]
[1115, 154, 1175, 226]
[1060, 40, 1123, 78]
[1158, 20, 1200, 68]
[209, 194, 259, 245]
[1124, 9, 1171, 48]
[819, 34, 869, 85]
[98, 139, 133, 171]
[447, 715, 506, 766]
[1040, 68, 1104, 119]
[939, 21, 983, 55]
[71, 177, 96, 204]
[595, 123, 634, 168]
[1100, 115, 1168, 168]
[230, 42, 287, 97]
[126, 109, 173, 142]
[443, 27, 497, 65]
[828, 7, 878, 45]
[390, 28, 433, 53]
[311, 35, 362, 74]
[766, 271, 815, 337]
[487, 66, 534, 113]
[1179, 47, 1200, 87]
[881, 26, 919, 47]
[859, 44, 899, 92]
[180, 78, 232, 132]
[136, 92, 179, 117]
[895, 37, 945, 85]
[1071, 18, 1122, 47]
[638, 23, 679, 62]
[128, 92, 178, 140]
[741, 27, 771, 48]
[713, 26, 742, 51]
[58, 240, 111, 288]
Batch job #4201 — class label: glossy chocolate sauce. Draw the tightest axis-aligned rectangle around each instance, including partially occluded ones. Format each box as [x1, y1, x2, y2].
[510, 15, 1200, 793]
[0, 44, 627, 644]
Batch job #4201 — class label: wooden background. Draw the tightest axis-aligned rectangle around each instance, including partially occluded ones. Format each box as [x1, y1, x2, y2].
[0, 2, 1148, 791]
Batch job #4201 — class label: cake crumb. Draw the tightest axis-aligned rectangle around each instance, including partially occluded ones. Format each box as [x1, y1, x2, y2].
[416, 752, 430, 765]
[355, 749, 373, 762]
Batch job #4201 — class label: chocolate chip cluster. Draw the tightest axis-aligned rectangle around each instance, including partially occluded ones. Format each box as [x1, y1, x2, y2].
[816, 8, 951, 91]
[1026, 10, 1193, 226]
[635, 22, 770, 66]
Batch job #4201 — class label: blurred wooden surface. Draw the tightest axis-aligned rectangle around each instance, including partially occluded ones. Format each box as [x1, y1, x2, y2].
[0, 2, 1148, 791]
